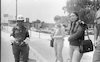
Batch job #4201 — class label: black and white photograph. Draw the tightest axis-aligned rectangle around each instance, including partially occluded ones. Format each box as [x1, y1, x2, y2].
[1, 0, 100, 62]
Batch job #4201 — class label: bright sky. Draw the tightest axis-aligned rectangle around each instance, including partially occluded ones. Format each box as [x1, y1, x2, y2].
[1, 0, 68, 23]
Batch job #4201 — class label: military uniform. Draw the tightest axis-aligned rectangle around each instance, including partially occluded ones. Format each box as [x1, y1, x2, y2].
[11, 23, 29, 62]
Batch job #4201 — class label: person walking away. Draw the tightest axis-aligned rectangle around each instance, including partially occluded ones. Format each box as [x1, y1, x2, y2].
[10, 15, 30, 62]
[93, 8, 100, 62]
[68, 12, 87, 62]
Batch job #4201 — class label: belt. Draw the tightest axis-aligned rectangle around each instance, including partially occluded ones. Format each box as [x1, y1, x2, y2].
[13, 40, 27, 46]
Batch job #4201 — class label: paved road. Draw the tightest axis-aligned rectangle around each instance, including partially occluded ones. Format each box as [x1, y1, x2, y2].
[29, 35, 94, 62]
[1, 30, 94, 62]
[1, 31, 38, 62]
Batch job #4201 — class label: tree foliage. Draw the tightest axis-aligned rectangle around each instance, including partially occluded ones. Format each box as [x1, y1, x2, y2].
[65, 0, 100, 13]
[79, 8, 96, 24]
[63, 0, 100, 24]
[54, 15, 70, 27]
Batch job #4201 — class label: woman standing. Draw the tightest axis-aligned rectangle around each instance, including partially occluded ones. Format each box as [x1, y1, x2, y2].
[92, 9, 100, 62]
[68, 12, 87, 62]
[53, 23, 66, 62]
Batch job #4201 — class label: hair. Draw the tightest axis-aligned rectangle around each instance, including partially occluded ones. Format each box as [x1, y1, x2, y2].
[97, 8, 100, 11]
[73, 12, 79, 22]
[69, 12, 80, 34]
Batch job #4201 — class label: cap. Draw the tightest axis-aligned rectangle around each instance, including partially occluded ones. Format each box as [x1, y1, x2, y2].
[17, 15, 24, 21]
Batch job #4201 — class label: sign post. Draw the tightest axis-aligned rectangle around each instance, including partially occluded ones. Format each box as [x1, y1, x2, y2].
[38, 23, 42, 38]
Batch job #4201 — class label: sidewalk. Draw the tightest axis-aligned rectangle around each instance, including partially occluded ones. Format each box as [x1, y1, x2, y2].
[1, 31, 47, 62]
[1, 30, 94, 62]
[29, 31, 94, 62]
[29, 36, 94, 62]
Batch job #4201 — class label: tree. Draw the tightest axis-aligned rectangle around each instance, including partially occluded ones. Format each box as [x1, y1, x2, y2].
[54, 15, 61, 22]
[63, 0, 100, 24]
[79, 8, 95, 24]
[64, 0, 100, 13]
[54, 15, 70, 28]
[36, 19, 41, 23]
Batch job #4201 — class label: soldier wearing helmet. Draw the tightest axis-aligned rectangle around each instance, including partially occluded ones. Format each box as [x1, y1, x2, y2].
[10, 15, 30, 62]
[16, 15, 24, 26]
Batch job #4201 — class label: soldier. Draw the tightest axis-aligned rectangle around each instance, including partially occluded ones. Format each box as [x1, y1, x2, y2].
[10, 15, 30, 62]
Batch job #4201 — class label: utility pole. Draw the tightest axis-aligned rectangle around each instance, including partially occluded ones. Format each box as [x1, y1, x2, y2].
[16, 0, 17, 21]
[38, 23, 41, 39]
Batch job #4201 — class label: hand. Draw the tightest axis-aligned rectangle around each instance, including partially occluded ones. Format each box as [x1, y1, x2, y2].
[24, 38, 30, 44]
[10, 36, 16, 43]
[94, 40, 98, 47]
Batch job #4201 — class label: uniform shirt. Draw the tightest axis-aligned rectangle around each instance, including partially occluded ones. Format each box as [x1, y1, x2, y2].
[11, 25, 29, 41]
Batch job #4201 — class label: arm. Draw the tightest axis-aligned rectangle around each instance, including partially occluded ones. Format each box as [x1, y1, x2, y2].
[94, 25, 99, 42]
[26, 31, 29, 38]
[68, 25, 83, 41]
[51, 30, 55, 37]
[62, 27, 66, 37]
[24, 26, 30, 38]
[53, 29, 62, 38]
[10, 28, 15, 37]
[10, 27, 16, 44]
[24, 30, 30, 43]
[53, 27, 66, 38]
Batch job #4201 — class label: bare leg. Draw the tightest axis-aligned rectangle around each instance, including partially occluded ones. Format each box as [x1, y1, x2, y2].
[67, 45, 74, 62]
[72, 47, 83, 62]
[54, 39, 64, 62]
[54, 39, 58, 62]
[55, 39, 64, 62]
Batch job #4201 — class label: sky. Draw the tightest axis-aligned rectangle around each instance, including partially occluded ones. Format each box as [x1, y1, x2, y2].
[1, 0, 68, 23]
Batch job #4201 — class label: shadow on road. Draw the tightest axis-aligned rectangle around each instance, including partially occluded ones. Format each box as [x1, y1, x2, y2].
[28, 58, 37, 62]
[20, 59, 37, 62]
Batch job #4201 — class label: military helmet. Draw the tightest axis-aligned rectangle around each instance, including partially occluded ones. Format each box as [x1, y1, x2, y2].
[17, 15, 24, 22]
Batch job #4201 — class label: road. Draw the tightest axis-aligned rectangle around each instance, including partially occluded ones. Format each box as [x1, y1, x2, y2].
[1, 30, 94, 62]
